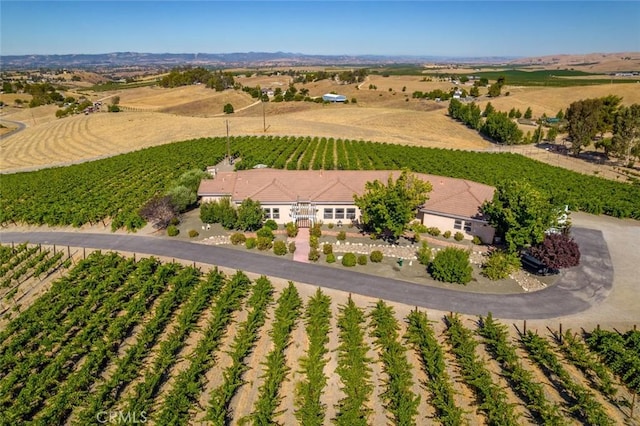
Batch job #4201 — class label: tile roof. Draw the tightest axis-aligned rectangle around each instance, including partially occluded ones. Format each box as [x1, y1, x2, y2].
[198, 169, 494, 220]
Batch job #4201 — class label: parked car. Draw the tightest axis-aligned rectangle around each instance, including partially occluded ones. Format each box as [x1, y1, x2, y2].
[520, 252, 559, 276]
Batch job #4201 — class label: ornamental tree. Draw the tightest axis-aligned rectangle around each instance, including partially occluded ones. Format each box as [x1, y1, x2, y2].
[354, 170, 432, 241]
[529, 233, 581, 269]
[482, 180, 559, 253]
[235, 198, 263, 231]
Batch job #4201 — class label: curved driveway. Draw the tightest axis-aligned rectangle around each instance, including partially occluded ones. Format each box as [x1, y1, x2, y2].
[0, 119, 26, 140]
[0, 227, 612, 320]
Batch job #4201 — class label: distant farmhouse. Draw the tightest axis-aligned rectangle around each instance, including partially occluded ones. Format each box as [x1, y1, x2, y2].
[322, 93, 347, 102]
[198, 169, 496, 242]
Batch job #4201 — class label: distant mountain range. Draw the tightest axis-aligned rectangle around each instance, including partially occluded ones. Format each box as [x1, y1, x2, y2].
[0, 51, 517, 69]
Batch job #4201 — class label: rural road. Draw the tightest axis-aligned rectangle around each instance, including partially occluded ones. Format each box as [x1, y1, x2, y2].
[0, 226, 612, 320]
[0, 119, 26, 140]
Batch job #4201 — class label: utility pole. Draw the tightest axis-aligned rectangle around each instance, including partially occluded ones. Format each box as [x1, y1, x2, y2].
[226, 120, 230, 164]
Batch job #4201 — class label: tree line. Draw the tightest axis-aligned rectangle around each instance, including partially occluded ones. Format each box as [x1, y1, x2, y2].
[158, 66, 236, 91]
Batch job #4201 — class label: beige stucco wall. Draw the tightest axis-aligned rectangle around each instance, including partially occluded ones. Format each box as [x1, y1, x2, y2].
[421, 212, 495, 243]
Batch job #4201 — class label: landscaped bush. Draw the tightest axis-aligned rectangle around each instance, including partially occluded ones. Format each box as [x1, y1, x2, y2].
[430, 247, 473, 285]
[443, 230, 452, 239]
[410, 222, 428, 234]
[256, 236, 273, 251]
[328, 223, 334, 229]
[230, 232, 246, 245]
[427, 227, 441, 236]
[337, 231, 347, 241]
[454, 231, 464, 241]
[286, 222, 299, 238]
[529, 233, 581, 269]
[188, 229, 199, 238]
[309, 235, 319, 249]
[342, 252, 357, 267]
[288, 241, 296, 253]
[482, 249, 520, 280]
[273, 240, 287, 256]
[245, 237, 257, 249]
[256, 227, 275, 240]
[416, 241, 431, 265]
[310, 223, 322, 238]
[308, 248, 320, 262]
[323, 243, 333, 255]
[357, 254, 368, 265]
[167, 225, 179, 237]
[264, 219, 278, 231]
[370, 250, 384, 263]
[472, 235, 482, 245]
[326, 253, 336, 263]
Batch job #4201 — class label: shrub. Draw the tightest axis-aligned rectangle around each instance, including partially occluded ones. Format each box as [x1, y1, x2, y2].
[167, 225, 179, 237]
[322, 243, 333, 255]
[443, 230, 452, 239]
[309, 235, 319, 249]
[170, 217, 180, 226]
[483, 249, 520, 280]
[230, 232, 246, 245]
[273, 240, 287, 256]
[256, 227, 274, 240]
[429, 247, 473, 285]
[188, 229, 199, 238]
[342, 252, 357, 267]
[328, 223, 334, 229]
[245, 237, 257, 249]
[472, 235, 482, 245]
[264, 219, 278, 231]
[357, 254, 368, 265]
[454, 231, 464, 241]
[370, 250, 383, 263]
[427, 227, 441, 236]
[286, 222, 299, 238]
[337, 231, 347, 241]
[416, 241, 431, 265]
[256, 236, 273, 251]
[410, 222, 428, 234]
[288, 241, 296, 253]
[310, 223, 322, 238]
[326, 253, 336, 263]
[529, 233, 581, 269]
[308, 248, 320, 262]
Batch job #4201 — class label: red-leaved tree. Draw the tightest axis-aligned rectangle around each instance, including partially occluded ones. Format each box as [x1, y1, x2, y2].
[529, 233, 580, 269]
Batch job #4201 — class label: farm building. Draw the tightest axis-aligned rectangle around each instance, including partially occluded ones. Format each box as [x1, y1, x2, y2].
[197, 169, 496, 242]
[322, 93, 347, 102]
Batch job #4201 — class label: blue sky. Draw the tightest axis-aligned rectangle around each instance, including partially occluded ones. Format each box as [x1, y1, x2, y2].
[1, 1, 639, 57]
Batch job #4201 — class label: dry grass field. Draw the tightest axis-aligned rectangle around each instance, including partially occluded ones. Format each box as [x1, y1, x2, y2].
[1, 74, 640, 175]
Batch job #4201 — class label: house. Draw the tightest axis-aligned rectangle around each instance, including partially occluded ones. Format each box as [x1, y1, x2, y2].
[197, 169, 496, 242]
[322, 93, 347, 102]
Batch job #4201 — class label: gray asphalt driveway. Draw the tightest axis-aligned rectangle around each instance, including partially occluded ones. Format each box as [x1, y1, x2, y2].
[0, 227, 612, 320]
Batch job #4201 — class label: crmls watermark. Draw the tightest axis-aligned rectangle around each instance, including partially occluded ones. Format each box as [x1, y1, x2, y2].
[96, 411, 148, 424]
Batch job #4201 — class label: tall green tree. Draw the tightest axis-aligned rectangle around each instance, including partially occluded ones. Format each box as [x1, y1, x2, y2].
[235, 198, 264, 231]
[354, 170, 432, 241]
[611, 104, 640, 162]
[524, 107, 533, 120]
[597, 95, 622, 136]
[482, 180, 559, 253]
[481, 112, 523, 144]
[566, 98, 603, 155]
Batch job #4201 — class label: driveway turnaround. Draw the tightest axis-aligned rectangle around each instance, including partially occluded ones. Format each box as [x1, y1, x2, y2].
[0, 227, 612, 320]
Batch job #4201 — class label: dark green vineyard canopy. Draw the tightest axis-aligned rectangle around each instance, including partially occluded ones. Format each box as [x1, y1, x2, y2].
[1, 136, 638, 231]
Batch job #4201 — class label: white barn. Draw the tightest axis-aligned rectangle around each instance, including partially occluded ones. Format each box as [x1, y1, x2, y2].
[322, 93, 347, 102]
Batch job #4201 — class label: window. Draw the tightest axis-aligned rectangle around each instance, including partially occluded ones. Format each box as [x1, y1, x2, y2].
[335, 208, 345, 219]
[464, 221, 472, 232]
[324, 208, 333, 220]
[272, 208, 280, 219]
[263, 208, 271, 219]
[346, 208, 356, 219]
[454, 219, 462, 230]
